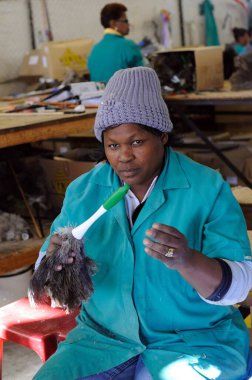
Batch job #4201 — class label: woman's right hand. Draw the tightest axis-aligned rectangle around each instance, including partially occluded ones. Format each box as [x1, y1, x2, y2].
[46, 234, 76, 271]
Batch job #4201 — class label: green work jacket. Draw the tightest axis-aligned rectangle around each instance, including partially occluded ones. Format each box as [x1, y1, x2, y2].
[34, 149, 251, 380]
[87, 34, 144, 83]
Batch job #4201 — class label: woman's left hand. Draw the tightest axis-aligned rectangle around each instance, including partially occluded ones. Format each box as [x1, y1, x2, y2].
[143, 223, 195, 271]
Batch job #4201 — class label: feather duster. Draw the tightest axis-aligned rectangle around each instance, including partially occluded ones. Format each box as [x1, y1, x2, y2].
[28, 227, 97, 313]
[28, 184, 130, 313]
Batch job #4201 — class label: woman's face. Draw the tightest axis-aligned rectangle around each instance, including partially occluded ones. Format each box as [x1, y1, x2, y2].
[239, 33, 249, 45]
[104, 124, 168, 199]
[111, 12, 130, 36]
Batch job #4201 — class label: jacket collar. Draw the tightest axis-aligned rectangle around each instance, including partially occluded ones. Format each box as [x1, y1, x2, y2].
[91, 149, 190, 237]
[130, 148, 190, 234]
[104, 28, 123, 36]
[161, 148, 190, 190]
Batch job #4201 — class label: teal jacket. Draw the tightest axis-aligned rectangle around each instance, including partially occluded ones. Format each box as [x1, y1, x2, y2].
[87, 34, 144, 83]
[34, 149, 251, 380]
[233, 42, 251, 56]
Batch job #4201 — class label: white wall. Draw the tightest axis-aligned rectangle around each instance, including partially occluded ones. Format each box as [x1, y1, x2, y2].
[30, 0, 180, 47]
[0, 0, 31, 83]
[0, 0, 249, 82]
[182, 0, 249, 46]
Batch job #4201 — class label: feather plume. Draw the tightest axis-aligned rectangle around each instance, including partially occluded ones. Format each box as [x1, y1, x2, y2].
[28, 227, 97, 313]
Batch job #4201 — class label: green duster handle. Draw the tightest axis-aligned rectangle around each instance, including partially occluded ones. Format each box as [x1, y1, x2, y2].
[103, 183, 130, 210]
[72, 184, 130, 239]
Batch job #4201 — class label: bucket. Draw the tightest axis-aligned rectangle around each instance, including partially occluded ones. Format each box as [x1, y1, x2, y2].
[0, 266, 33, 307]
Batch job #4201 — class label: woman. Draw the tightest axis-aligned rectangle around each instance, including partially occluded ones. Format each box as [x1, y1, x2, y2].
[33, 67, 252, 380]
[232, 27, 251, 55]
[87, 3, 143, 83]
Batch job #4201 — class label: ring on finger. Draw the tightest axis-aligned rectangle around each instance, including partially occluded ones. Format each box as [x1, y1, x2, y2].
[164, 247, 175, 258]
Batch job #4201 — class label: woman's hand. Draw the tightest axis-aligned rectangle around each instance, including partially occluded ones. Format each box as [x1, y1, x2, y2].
[46, 234, 76, 271]
[143, 223, 223, 298]
[143, 223, 195, 271]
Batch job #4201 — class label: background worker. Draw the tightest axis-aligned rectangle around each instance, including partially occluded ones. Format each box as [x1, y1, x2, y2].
[232, 27, 251, 55]
[88, 2, 144, 83]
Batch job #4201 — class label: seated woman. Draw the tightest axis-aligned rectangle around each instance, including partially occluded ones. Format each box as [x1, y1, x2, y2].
[87, 3, 144, 83]
[33, 67, 252, 380]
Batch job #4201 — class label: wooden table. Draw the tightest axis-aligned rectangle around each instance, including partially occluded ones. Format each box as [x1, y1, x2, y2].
[163, 86, 252, 188]
[0, 110, 96, 149]
[163, 85, 252, 106]
[0, 110, 97, 274]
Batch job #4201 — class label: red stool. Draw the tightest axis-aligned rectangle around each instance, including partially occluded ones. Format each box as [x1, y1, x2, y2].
[0, 297, 79, 380]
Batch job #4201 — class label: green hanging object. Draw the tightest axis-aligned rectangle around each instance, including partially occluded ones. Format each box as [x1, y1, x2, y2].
[200, 0, 220, 46]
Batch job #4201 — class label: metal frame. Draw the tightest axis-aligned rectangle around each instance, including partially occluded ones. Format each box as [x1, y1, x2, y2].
[164, 92, 252, 188]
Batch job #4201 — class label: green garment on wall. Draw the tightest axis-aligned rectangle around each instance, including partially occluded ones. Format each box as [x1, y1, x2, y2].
[200, 0, 220, 46]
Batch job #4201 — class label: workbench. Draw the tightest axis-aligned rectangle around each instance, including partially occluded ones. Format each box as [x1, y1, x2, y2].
[0, 110, 96, 149]
[163, 86, 252, 188]
[0, 110, 96, 274]
[163, 81, 252, 106]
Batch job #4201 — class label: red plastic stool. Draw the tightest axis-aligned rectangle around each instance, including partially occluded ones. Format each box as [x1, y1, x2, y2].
[0, 297, 79, 380]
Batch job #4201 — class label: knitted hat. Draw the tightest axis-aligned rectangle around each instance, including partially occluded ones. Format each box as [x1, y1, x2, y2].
[94, 67, 173, 142]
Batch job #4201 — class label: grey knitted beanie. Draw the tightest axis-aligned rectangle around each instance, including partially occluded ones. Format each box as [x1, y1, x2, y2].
[94, 67, 173, 142]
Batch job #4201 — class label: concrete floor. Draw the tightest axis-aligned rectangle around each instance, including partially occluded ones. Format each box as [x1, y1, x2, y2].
[3, 341, 42, 380]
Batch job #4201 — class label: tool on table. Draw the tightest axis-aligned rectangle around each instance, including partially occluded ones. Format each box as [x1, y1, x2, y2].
[28, 184, 130, 313]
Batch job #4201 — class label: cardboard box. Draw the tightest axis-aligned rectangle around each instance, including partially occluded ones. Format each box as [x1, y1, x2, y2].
[154, 46, 224, 91]
[41, 38, 94, 80]
[19, 49, 45, 77]
[180, 144, 252, 185]
[39, 157, 96, 211]
[19, 38, 94, 80]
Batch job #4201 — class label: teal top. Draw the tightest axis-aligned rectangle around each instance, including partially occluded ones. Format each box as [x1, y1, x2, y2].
[233, 43, 251, 56]
[87, 33, 144, 83]
[34, 149, 251, 380]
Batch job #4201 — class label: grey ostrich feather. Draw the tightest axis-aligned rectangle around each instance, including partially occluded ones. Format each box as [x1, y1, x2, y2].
[28, 227, 97, 313]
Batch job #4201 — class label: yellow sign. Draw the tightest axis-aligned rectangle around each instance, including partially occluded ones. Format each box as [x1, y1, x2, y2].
[60, 48, 86, 68]
[53, 169, 69, 195]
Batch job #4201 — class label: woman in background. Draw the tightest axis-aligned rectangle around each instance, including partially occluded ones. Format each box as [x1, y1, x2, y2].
[232, 27, 251, 55]
[88, 3, 144, 83]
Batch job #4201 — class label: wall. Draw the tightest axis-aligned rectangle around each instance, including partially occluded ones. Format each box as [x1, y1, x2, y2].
[0, 0, 31, 83]
[0, 0, 249, 83]
[182, 0, 249, 46]
[30, 0, 180, 47]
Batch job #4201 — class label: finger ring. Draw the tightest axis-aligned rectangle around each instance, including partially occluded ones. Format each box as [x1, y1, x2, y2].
[164, 248, 175, 258]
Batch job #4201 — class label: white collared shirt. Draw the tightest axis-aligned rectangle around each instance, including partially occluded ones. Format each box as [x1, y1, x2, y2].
[125, 176, 158, 228]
